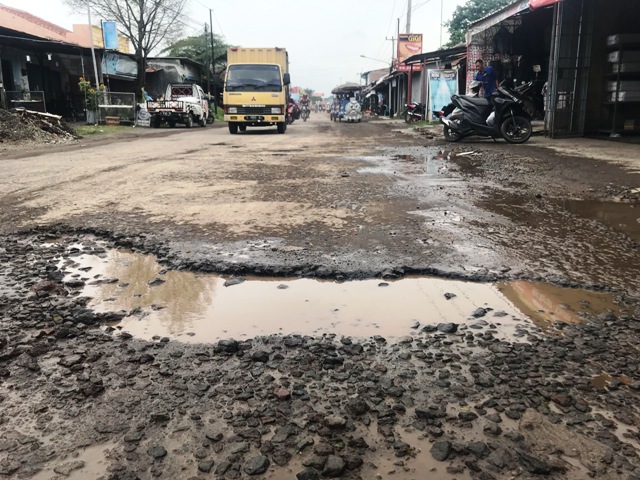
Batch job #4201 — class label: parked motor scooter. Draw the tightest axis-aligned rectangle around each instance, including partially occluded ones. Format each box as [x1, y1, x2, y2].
[402, 101, 425, 123]
[436, 81, 533, 144]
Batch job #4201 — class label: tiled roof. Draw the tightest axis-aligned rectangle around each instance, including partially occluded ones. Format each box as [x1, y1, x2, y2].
[0, 3, 72, 41]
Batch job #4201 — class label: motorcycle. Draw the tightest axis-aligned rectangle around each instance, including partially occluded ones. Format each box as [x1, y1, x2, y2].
[436, 81, 533, 144]
[402, 101, 425, 123]
[301, 105, 310, 122]
[287, 102, 300, 125]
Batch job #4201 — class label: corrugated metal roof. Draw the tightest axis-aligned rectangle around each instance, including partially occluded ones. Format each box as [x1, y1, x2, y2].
[467, 0, 529, 39]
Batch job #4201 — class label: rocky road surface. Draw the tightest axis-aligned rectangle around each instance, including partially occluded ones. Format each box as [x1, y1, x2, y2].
[0, 116, 639, 480]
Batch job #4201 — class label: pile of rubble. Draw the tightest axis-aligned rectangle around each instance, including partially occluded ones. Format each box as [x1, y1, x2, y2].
[0, 108, 78, 146]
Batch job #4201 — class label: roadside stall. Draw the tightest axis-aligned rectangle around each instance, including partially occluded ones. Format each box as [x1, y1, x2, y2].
[467, 0, 640, 138]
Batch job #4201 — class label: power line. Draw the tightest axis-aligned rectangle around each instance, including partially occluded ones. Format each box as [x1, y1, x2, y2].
[412, 0, 435, 12]
[375, 0, 398, 61]
[191, 0, 225, 38]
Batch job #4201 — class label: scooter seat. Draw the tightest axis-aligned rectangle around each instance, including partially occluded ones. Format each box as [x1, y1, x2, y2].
[453, 95, 490, 108]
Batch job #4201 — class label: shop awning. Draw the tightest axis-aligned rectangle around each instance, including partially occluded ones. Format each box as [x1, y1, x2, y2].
[468, 0, 529, 39]
[529, 0, 562, 9]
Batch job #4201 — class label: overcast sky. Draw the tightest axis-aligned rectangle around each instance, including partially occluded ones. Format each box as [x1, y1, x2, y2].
[1, 0, 466, 95]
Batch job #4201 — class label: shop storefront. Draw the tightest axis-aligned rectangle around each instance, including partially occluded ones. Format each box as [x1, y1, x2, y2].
[468, 0, 640, 138]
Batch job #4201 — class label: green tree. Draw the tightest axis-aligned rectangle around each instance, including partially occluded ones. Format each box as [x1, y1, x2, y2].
[162, 29, 230, 72]
[445, 0, 513, 46]
[162, 28, 231, 89]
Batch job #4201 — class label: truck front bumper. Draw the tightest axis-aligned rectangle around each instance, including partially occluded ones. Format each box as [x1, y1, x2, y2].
[225, 114, 286, 124]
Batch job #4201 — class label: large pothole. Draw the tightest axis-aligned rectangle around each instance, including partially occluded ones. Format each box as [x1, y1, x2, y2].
[56, 241, 622, 344]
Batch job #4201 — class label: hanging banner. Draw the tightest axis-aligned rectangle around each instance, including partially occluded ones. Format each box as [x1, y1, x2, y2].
[530, 0, 562, 10]
[101, 52, 137, 78]
[102, 21, 118, 50]
[427, 69, 458, 120]
[397, 34, 423, 72]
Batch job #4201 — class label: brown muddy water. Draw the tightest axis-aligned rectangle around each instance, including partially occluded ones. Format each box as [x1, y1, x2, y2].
[560, 199, 640, 242]
[32, 443, 116, 480]
[56, 244, 623, 344]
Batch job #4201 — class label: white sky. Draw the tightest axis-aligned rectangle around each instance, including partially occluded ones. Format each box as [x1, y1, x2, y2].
[0, 0, 466, 95]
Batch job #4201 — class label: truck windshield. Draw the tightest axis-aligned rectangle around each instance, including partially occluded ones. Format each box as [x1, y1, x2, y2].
[225, 65, 282, 92]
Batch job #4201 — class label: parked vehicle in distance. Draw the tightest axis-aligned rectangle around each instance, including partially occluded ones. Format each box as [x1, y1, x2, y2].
[402, 101, 425, 123]
[223, 47, 291, 134]
[146, 83, 209, 128]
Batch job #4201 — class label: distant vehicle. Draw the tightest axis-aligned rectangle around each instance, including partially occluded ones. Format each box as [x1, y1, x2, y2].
[301, 105, 310, 122]
[402, 101, 425, 123]
[223, 47, 291, 134]
[330, 83, 362, 123]
[147, 83, 209, 128]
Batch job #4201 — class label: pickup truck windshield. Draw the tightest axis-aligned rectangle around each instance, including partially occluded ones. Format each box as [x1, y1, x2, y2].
[225, 65, 282, 92]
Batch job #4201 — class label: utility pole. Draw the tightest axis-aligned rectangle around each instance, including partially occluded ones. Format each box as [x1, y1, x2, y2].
[209, 9, 217, 114]
[205, 23, 211, 99]
[406, 0, 412, 33]
[385, 35, 395, 117]
[87, 5, 100, 124]
[87, 6, 100, 89]
[440, 0, 444, 48]
[397, 17, 401, 118]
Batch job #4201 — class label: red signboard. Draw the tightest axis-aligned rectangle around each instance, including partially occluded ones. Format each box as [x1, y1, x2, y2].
[529, 0, 561, 10]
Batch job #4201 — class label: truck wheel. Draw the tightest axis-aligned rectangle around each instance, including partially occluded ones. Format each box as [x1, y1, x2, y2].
[185, 114, 194, 128]
[199, 115, 206, 127]
[239, 125, 246, 132]
[228, 123, 238, 134]
[151, 117, 161, 128]
[168, 121, 176, 128]
[276, 122, 286, 134]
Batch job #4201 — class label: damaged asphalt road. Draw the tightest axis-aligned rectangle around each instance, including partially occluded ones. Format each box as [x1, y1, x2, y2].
[0, 116, 640, 479]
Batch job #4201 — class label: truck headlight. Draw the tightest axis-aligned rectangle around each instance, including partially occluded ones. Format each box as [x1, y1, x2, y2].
[227, 107, 237, 114]
[271, 107, 282, 114]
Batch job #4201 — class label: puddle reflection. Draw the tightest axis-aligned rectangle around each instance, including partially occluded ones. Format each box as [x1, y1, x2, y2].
[561, 199, 640, 243]
[498, 280, 619, 329]
[61, 247, 621, 344]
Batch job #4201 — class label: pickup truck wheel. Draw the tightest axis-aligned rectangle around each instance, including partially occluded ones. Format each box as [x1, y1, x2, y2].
[276, 122, 286, 134]
[185, 114, 194, 129]
[228, 123, 238, 134]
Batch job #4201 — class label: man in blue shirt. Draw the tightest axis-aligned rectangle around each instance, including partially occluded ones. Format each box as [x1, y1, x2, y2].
[475, 59, 499, 98]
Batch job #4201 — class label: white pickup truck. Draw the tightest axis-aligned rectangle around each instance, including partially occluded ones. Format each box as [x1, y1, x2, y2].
[147, 83, 209, 128]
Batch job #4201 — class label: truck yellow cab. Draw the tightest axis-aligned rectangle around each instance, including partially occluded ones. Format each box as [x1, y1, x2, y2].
[223, 47, 290, 135]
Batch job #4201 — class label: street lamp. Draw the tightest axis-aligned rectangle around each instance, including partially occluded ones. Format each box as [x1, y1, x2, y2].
[359, 55, 391, 66]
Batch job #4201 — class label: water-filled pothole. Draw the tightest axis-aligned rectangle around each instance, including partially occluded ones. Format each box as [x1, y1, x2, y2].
[560, 199, 640, 242]
[59, 245, 621, 343]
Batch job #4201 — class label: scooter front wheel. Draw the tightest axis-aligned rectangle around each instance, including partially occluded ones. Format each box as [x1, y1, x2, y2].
[443, 125, 463, 142]
[501, 116, 532, 144]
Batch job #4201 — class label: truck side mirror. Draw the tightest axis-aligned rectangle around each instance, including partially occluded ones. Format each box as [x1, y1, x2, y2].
[283, 73, 291, 86]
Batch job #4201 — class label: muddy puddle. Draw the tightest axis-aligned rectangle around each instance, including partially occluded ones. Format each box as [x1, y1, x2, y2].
[54, 243, 622, 344]
[559, 199, 640, 243]
[31, 442, 116, 480]
[354, 146, 453, 179]
[497, 280, 621, 329]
